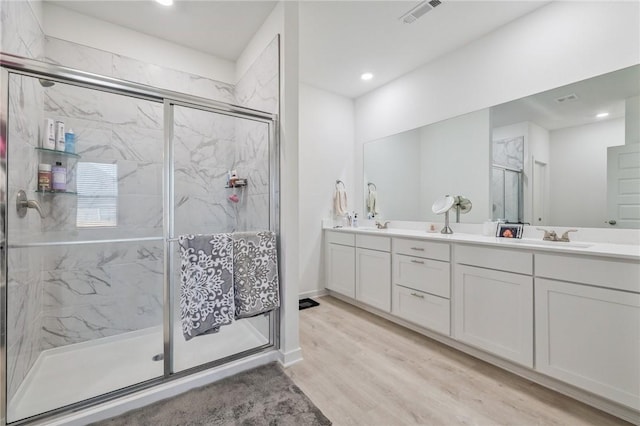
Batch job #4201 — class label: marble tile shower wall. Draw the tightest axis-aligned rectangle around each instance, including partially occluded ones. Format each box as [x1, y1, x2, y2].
[44, 37, 235, 104]
[493, 136, 525, 169]
[38, 80, 165, 350]
[7, 74, 47, 400]
[37, 34, 278, 348]
[0, 0, 44, 61]
[2, 0, 46, 400]
[234, 36, 279, 231]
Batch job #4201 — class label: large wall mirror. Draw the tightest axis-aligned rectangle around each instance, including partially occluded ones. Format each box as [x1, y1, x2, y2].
[363, 64, 639, 229]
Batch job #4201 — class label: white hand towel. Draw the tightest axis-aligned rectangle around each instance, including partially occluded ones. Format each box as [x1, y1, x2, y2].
[333, 186, 348, 216]
[367, 189, 378, 215]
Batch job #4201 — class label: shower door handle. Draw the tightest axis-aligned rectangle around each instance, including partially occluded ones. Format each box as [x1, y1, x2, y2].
[16, 190, 45, 219]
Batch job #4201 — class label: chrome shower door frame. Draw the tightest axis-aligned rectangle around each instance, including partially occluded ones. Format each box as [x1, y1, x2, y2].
[0, 53, 280, 426]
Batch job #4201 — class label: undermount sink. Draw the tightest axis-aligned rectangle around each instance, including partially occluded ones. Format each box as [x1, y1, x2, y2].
[510, 239, 593, 249]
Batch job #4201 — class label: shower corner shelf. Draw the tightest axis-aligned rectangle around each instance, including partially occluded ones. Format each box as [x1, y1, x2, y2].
[35, 147, 81, 159]
[225, 178, 248, 188]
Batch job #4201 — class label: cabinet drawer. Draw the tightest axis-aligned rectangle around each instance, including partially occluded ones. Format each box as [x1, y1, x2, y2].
[536, 253, 640, 293]
[356, 234, 390, 252]
[326, 230, 355, 246]
[393, 285, 450, 335]
[393, 238, 449, 261]
[455, 244, 532, 275]
[393, 254, 450, 298]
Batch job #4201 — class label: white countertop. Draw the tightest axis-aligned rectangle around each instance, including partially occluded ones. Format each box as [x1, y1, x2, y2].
[324, 225, 640, 261]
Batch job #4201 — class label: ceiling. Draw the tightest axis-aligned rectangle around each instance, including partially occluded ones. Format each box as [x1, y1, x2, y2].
[491, 65, 639, 131]
[48, 1, 279, 62]
[49, 0, 550, 99]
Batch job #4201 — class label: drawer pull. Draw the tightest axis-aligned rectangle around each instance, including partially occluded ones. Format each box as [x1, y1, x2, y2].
[410, 292, 425, 299]
[411, 247, 425, 251]
[410, 259, 425, 264]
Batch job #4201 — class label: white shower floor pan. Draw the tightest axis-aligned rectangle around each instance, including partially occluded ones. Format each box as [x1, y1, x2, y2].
[8, 321, 269, 423]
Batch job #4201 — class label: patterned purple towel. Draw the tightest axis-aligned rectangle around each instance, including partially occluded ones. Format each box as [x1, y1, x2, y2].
[232, 231, 280, 319]
[178, 233, 235, 340]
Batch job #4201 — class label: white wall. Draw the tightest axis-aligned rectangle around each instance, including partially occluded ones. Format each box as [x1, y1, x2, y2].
[419, 109, 491, 223]
[363, 129, 420, 220]
[354, 1, 640, 212]
[236, 1, 301, 366]
[627, 96, 640, 145]
[549, 118, 625, 227]
[299, 84, 354, 297]
[527, 122, 550, 225]
[262, 1, 301, 367]
[41, 2, 235, 84]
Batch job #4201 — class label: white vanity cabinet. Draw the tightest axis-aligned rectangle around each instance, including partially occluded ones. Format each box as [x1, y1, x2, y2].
[453, 245, 534, 367]
[355, 235, 391, 312]
[535, 254, 640, 410]
[325, 231, 356, 298]
[392, 238, 451, 335]
[325, 231, 391, 311]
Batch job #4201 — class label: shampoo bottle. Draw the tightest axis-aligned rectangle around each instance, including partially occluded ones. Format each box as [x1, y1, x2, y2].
[43, 119, 56, 150]
[55, 121, 66, 151]
[65, 129, 75, 153]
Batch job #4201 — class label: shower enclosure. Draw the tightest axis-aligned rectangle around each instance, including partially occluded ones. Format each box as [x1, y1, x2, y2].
[0, 55, 279, 424]
[491, 136, 524, 223]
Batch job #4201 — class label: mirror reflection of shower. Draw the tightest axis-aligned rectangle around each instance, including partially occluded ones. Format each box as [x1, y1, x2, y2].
[491, 136, 524, 223]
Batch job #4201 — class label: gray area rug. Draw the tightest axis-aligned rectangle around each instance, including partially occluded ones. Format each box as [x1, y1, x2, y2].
[93, 363, 331, 426]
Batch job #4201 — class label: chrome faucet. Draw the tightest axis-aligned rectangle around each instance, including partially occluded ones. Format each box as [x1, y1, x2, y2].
[537, 228, 578, 242]
[559, 229, 578, 242]
[375, 221, 390, 229]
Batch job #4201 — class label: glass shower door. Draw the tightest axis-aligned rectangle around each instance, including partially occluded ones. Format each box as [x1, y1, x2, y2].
[5, 73, 165, 422]
[170, 103, 275, 373]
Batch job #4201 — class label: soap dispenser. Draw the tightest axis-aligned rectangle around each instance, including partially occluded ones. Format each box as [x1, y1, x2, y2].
[352, 212, 358, 228]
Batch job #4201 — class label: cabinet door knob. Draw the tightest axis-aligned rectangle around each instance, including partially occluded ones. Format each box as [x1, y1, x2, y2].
[410, 259, 424, 264]
[607, 219, 617, 225]
[410, 292, 425, 299]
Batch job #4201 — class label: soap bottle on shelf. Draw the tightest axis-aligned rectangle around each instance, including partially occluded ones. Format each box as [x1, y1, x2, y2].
[52, 162, 66, 192]
[38, 163, 52, 191]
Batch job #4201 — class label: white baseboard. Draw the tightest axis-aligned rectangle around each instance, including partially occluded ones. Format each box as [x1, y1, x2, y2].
[41, 351, 280, 426]
[278, 347, 303, 368]
[298, 289, 328, 299]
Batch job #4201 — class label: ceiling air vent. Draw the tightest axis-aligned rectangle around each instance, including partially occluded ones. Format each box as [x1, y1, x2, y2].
[400, 0, 443, 24]
[555, 93, 579, 103]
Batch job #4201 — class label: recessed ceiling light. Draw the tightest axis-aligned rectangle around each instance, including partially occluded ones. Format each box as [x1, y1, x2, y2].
[155, 0, 173, 6]
[361, 73, 373, 81]
[596, 112, 610, 118]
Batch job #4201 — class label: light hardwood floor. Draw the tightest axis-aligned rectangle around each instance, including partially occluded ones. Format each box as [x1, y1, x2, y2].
[285, 296, 633, 426]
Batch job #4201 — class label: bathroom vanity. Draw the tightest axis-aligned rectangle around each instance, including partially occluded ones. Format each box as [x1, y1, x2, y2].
[324, 226, 640, 423]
